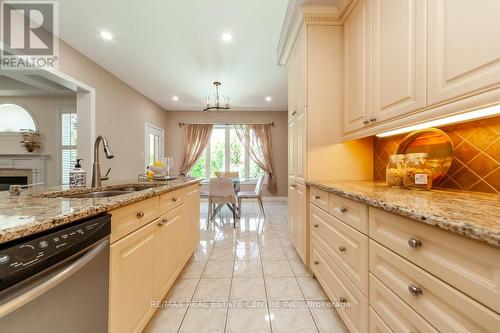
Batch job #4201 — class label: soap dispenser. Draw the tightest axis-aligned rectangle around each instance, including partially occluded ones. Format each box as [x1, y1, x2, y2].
[69, 159, 86, 188]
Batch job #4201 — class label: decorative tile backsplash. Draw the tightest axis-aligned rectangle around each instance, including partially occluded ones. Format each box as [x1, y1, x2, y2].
[373, 116, 500, 193]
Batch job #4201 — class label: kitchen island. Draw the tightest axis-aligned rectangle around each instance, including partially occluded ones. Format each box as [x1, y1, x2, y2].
[0, 177, 201, 333]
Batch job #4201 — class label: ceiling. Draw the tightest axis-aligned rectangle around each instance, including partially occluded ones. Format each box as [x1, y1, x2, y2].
[57, 0, 290, 111]
[0, 74, 75, 97]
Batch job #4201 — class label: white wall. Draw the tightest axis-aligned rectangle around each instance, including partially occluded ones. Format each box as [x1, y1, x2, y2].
[0, 96, 76, 186]
[164, 111, 288, 197]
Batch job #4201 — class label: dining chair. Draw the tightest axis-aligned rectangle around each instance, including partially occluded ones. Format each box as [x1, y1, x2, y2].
[237, 175, 266, 217]
[208, 177, 238, 228]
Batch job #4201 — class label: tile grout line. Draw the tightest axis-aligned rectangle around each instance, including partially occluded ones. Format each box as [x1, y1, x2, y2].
[223, 220, 237, 333]
[177, 220, 218, 332]
[257, 216, 274, 333]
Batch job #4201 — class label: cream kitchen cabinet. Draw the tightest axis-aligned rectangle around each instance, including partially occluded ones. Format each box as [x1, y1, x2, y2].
[342, 0, 500, 139]
[288, 110, 306, 184]
[288, 181, 307, 264]
[371, 0, 427, 123]
[156, 206, 183, 298]
[308, 184, 500, 333]
[343, 0, 372, 133]
[288, 26, 306, 121]
[286, 9, 372, 269]
[108, 184, 200, 333]
[109, 220, 157, 333]
[427, 0, 500, 105]
[183, 185, 201, 253]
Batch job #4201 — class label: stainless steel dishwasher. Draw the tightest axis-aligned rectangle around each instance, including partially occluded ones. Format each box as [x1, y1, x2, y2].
[0, 213, 111, 332]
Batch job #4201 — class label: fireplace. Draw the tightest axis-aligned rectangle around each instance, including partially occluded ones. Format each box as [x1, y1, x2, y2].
[0, 176, 28, 191]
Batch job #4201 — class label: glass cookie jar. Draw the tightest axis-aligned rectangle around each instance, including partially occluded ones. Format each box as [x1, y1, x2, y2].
[403, 153, 433, 190]
[386, 154, 406, 187]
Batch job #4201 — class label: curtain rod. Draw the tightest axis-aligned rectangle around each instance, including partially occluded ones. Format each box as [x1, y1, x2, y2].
[178, 122, 276, 127]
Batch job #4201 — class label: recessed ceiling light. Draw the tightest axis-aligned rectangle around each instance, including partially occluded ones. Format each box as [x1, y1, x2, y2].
[265, 96, 272, 102]
[100, 30, 113, 41]
[172, 96, 179, 101]
[221, 32, 233, 43]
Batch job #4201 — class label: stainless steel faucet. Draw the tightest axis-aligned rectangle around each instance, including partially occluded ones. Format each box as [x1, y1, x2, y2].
[91, 135, 114, 187]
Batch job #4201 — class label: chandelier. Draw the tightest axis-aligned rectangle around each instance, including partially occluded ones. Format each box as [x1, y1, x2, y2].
[203, 81, 230, 111]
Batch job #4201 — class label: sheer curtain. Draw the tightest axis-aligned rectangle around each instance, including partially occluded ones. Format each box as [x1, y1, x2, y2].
[179, 124, 213, 176]
[234, 124, 277, 194]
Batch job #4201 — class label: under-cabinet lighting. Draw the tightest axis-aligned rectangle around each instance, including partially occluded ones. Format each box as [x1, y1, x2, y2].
[375, 104, 500, 138]
[172, 96, 179, 101]
[265, 96, 272, 102]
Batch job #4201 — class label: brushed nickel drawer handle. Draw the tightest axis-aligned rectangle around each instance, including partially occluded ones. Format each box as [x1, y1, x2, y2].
[340, 207, 348, 213]
[158, 217, 168, 226]
[291, 110, 297, 116]
[408, 285, 423, 296]
[313, 223, 319, 228]
[339, 296, 347, 303]
[408, 238, 422, 249]
[136, 211, 145, 218]
[314, 260, 319, 265]
[338, 246, 346, 252]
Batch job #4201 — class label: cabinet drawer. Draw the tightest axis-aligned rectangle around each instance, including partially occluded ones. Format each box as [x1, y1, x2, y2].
[369, 240, 500, 332]
[312, 242, 369, 333]
[311, 205, 368, 295]
[159, 188, 184, 214]
[310, 187, 330, 212]
[369, 307, 393, 333]
[369, 207, 500, 313]
[370, 274, 437, 333]
[329, 194, 368, 234]
[110, 197, 160, 243]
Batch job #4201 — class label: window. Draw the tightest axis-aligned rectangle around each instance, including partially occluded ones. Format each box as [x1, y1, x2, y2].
[190, 126, 265, 180]
[145, 123, 164, 168]
[60, 110, 77, 185]
[0, 103, 37, 132]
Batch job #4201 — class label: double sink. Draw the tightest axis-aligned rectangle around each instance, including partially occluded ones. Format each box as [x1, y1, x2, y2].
[63, 184, 163, 199]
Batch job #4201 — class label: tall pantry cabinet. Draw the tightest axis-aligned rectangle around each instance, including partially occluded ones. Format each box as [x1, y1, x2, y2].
[286, 11, 373, 267]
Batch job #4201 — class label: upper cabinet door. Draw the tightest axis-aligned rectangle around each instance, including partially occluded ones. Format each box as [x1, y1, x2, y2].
[294, 111, 306, 183]
[288, 121, 295, 180]
[428, 0, 500, 105]
[372, 0, 427, 122]
[295, 27, 307, 113]
[343, 0, 372, 133]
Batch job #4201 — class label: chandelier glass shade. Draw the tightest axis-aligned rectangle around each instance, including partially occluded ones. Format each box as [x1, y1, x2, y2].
[203, 81, 230, 111]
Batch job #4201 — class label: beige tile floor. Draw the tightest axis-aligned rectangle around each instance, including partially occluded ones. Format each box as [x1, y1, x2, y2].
[145, 199, 348, 333]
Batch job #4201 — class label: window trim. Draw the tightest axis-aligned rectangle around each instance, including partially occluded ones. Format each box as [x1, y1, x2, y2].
[193, 125, 265, 182]
[144, 122, 165, 169]
[59, 107, 77, 185]
[0, 102, 39, 135]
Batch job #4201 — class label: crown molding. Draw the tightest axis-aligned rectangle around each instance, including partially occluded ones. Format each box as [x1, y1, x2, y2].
[301, 5, 342, 25]
[277, 0, 359, 65]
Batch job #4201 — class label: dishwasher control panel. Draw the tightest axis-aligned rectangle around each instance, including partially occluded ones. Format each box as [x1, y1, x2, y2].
[0, 214, 110, 291]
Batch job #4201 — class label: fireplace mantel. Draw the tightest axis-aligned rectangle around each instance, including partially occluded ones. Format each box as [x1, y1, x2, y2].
[0, 154, 48, 185]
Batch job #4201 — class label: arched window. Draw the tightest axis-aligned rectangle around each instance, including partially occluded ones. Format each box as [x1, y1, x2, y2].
[0, 103, 37, 132]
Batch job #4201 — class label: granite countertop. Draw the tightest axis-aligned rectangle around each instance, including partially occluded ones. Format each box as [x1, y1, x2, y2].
[0, 177, 201, 245]
[307, 180, 500, 248]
